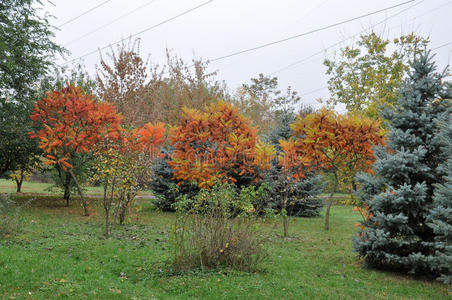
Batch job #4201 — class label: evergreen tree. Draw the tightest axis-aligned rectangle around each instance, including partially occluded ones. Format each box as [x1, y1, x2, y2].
[149, 147, 198, 211]
[266, 109, 324, 218]
[352, 51, 452, 276]
[268, 110, 296, 151]
[427, 119, 452, 283]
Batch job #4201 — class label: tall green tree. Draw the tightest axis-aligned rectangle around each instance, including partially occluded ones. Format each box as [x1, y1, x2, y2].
[352, 51, 452, 276]
[234, 74, 300, 135]
[426, 119, 452, 283]
[324, 32, 428, 118]
[0, 0, 65, 176]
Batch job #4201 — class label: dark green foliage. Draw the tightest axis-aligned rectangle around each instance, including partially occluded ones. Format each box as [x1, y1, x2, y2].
[352, 50, 452, 277]
[427, 120, 452, 283]
[264, 164, 324, 218]
[288, 175, 324, 217]
[0, 102, 41, 176]
[150, 148, 198, 211]
[0, 0, 65, 176]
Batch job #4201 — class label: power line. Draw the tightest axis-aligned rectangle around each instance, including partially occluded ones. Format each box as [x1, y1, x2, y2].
[270, 0, 452, 75]
[432, 40, 452, 50]
[208, 0, 415, 63]
[58, 0, 114, 28]
[300, 86, 328, 97]
[65, 0, 158, 46]
[291, 1, 452, 101]
[60, 0, 214, 66]
[269, 0, 424, 75]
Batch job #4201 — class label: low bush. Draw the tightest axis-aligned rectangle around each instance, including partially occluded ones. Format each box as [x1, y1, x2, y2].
[170, 183, 268, 272]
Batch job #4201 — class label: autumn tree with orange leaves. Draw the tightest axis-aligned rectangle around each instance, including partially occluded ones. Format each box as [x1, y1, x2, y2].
[279, 108, 384, 230]
[93, 123, 164, 236]
[168, 101, 275, 189]
[30, 84, 122, 216]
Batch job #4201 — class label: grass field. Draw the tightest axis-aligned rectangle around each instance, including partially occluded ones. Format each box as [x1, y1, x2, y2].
[1, 192, 450, 299]
[0, 179, 152, 196]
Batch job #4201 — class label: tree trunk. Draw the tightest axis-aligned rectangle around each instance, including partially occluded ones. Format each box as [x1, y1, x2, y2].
[103, 183, 110, 237]
[15, 170, 24, 193]
[68, 169, 89, 216]
[119, 196, 126, 225]
[63, 172, 71, 207]
[325, 172, 338, 231]
[105, 208, 110, 237]
[352, 179, 357, 192]
[282, 190, 289, 237]
[283, 215, 288, 237]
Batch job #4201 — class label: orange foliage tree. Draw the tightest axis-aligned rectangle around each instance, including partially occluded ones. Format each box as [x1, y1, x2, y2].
[279, 108, 384, 230]
[29, 84, 122, 216]
[93, 122, 164, 236]
[168, 101, 275, 188]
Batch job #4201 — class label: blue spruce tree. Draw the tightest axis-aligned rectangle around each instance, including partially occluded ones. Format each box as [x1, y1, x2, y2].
[352, 50, 452, 276]
[426, 119, 452, 283]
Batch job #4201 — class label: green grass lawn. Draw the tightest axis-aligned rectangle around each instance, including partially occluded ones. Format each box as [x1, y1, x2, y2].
[0, 195, 450, 299]
[0, 179, 152, 196]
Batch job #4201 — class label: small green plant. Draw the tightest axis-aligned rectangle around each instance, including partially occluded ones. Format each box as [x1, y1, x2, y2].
[170, 182, 268, 272]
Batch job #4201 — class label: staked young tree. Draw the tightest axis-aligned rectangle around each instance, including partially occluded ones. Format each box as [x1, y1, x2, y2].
[352, 51, 452, 277]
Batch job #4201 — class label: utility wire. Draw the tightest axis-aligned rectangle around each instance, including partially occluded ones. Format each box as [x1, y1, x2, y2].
[300, 86, 328, 97]
[269, 0, 424, 75]
[432, 40, 452, 50]
[58, 0, 114, 28]
[208, 0, 415, 63]
[293, 1, 452, 101]
[65, 0, 158, 46]
[270, 0, 452, 75]
[60, 0, 214, 66]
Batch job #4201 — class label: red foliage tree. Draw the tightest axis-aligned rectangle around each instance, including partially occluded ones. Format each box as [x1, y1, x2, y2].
[30, 84, 121, 215]
[279, 108, 384, 230]
[168, 101, 274, 188]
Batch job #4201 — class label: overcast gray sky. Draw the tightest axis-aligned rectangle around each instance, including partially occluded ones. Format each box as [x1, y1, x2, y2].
[43, 0, 452, 109]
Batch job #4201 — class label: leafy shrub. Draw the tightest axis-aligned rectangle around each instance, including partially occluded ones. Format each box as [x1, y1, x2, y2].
[238, 183, 271, 216]
[0, 195, 25, 238]
[170, 183, 268, 272]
